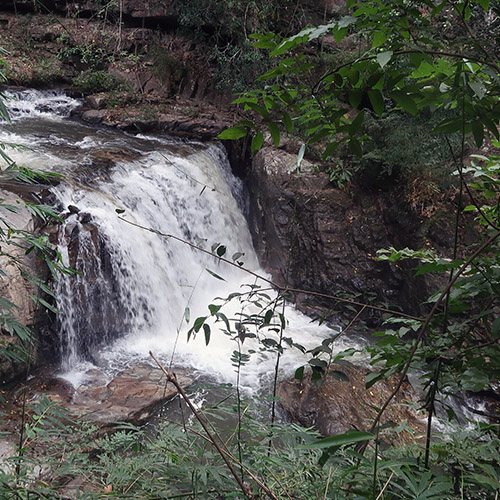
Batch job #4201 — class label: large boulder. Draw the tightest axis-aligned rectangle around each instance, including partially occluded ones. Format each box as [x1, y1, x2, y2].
[278, 364, 426, 444]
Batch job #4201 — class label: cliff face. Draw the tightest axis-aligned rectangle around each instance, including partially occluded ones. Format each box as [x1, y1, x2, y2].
[247, 148, 460, 320]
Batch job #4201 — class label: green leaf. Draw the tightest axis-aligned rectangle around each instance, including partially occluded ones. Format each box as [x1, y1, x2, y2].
[251, 131, 264, 154]
[348, 138, 363, 157]
[471, 122, 485, 148]
[365, 371, 385, 388]
[217, 125, 248, 140]
[349, 89, 363, 109]
[267, 121, 280, 147]
[391, 90, 418, 116]
[299, 430, 374, 450]
[349, 110, 364, 136]
[328, 370, 349, 382]
[368, 90, 384, 116]
[376, 51, 393, 68]
[206, 269, 226, 281]
[282, 113, 293, 133]
[372, 30, 388, 48]
[203, 324, 211, 345]
[294, 365, 305, 381]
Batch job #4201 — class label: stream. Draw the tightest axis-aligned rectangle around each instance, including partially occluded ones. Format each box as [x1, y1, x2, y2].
[0, 89, 361, 397]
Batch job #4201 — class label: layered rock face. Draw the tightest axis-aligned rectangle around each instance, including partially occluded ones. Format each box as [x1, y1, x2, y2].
[0, 191, 39, 383]
[247, 147, 436, 320]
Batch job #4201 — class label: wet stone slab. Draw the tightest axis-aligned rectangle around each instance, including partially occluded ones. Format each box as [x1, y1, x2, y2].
[50, 364, 194, 426]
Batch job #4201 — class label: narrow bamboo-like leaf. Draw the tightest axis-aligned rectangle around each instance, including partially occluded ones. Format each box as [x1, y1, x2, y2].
[206, 269, 226, 281]
[299, 430, 374, 449]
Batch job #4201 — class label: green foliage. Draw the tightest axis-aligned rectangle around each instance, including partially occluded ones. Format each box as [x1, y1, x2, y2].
[56, 34, 108, 70]
[172, 0, 299, 91]
[220, 0, 500, 189]
[72, 69, 126, 94]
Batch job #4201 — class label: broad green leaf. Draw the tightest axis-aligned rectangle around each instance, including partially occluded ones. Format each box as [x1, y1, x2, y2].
[294, 365, 305, 381]
[365, 371, 385, 388]
[368, 90, 384, 116]
[282, 112, 293, 133]
[348, 138, 363, 157]
[328, 370, 349, 381]
[469, 81, 486, 100]
[245, 102, 269, 119]
[251, 131, 264, 154]
[349, 110, 365, 136]
[203, 324, 211, 345]
[267, 121, 280, 147]
[471, 122, 485, 147]
[217, 125, 247, 140]
[349, 89, 363, 109]
[391, 90, 418, 116]
[372, 30, 388, 48]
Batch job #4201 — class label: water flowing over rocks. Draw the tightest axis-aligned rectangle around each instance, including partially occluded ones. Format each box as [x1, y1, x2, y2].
[278, 364, 426, 443]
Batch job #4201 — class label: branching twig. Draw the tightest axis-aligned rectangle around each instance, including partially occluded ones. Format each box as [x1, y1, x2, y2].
[367, 228, 500, 437]
[150, 352, 279, 500]
[118, 216, 424, 322]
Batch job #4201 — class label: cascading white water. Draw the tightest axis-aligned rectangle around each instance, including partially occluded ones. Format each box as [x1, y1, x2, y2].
[1, 89, 360, 393]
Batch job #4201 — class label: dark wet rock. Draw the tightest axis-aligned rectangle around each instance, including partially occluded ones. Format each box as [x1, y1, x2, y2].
[77, 212, 92, 224]
[80, 109, 107, 124]
[68, 205, 80, 214]
[247, 147, 445, 319]
[278, 364, 426, 444]
[57, 220, 139, 362]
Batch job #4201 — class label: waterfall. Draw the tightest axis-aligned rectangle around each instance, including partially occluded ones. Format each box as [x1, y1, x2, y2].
[1, 89, 355, 392]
